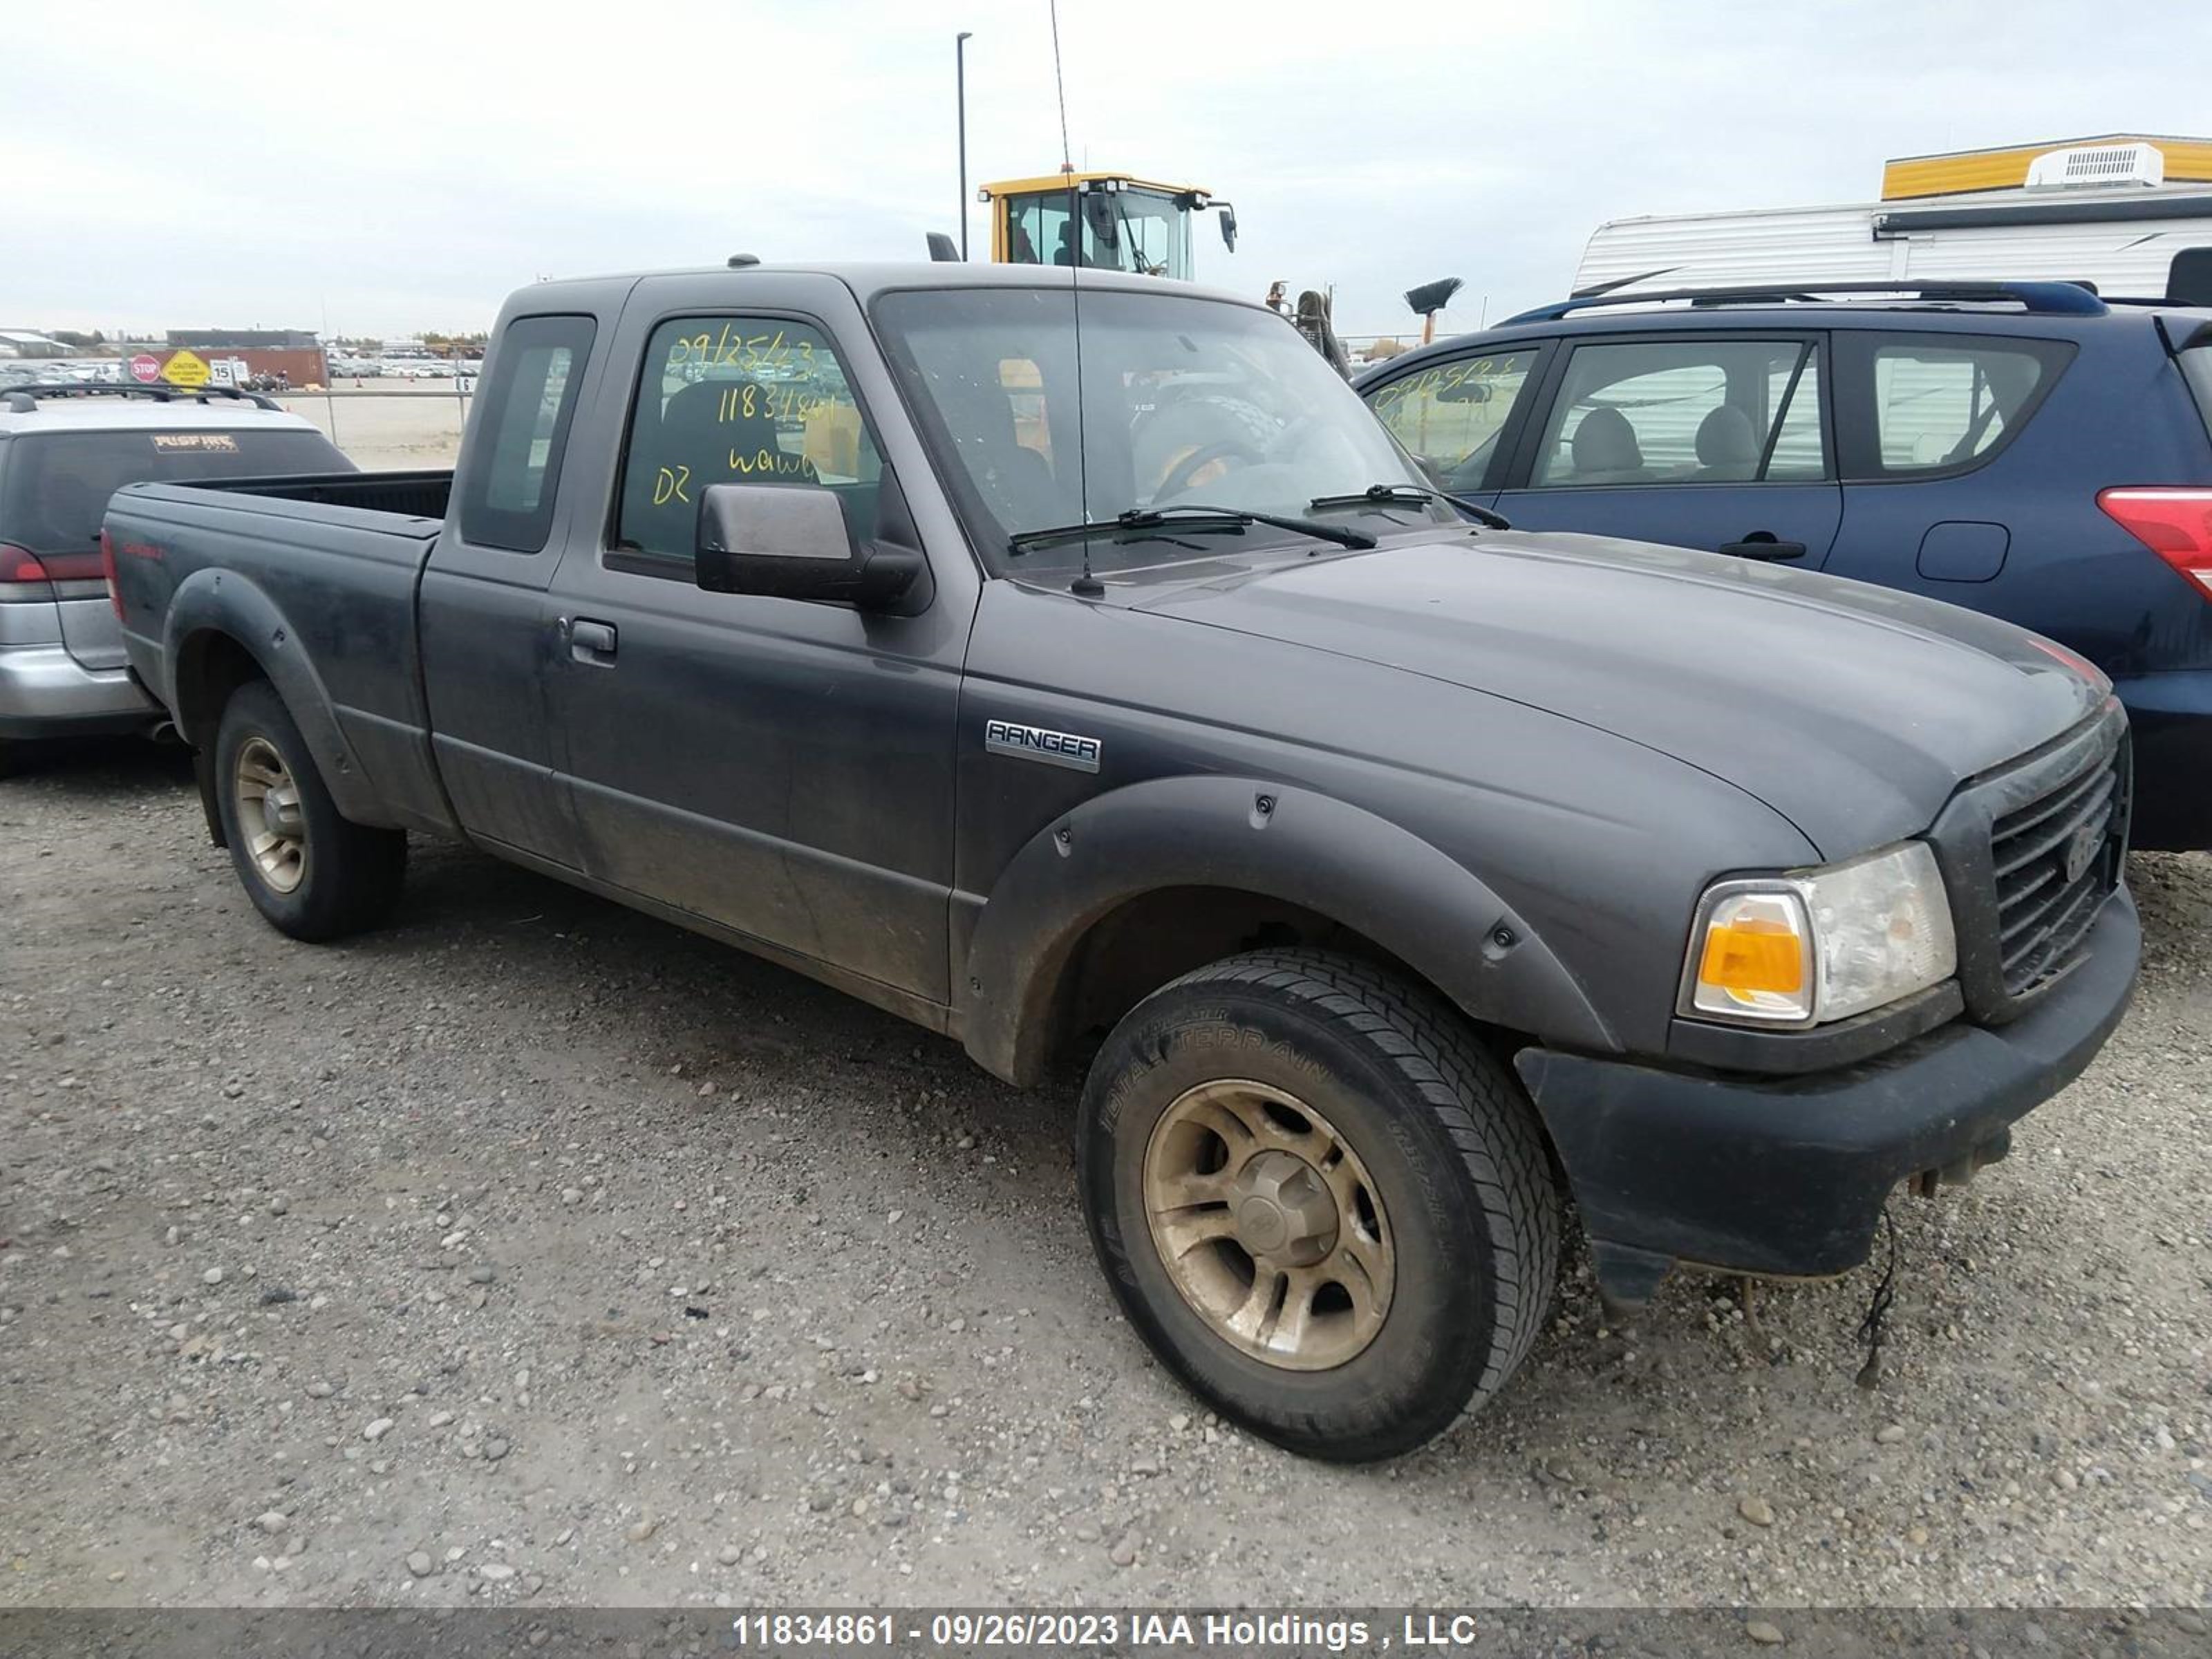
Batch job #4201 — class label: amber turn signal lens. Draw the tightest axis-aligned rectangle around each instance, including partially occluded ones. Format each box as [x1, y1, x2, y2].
[1699, 918, 1806, 995]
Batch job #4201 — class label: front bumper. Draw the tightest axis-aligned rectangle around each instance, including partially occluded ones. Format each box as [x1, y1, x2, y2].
[0, 642, 162, 740]
[1515, 887, 2139, 1305]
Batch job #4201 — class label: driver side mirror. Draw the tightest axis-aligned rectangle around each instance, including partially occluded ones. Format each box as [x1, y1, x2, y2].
[1217, 204, 1238, 254]
[694, 483, 927, 615]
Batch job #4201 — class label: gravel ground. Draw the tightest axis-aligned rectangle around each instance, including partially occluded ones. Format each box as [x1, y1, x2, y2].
[2, 742, 2208, 1611]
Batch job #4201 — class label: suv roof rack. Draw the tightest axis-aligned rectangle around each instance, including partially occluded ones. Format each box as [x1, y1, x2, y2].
[1501, 279, 2110, 327]
[0, 381, 285, 415]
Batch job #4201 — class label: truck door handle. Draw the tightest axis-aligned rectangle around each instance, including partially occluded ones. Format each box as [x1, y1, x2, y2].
[1718, 534, 1807, 561]
[565, 618, 619, 662]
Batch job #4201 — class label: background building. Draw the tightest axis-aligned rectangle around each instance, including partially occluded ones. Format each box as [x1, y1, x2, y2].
[0, 330, 72, 359]
[153, 328, 329, 387]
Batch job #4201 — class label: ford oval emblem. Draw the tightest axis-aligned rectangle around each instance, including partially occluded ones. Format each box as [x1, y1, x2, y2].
[2062, 822, 2101, 886]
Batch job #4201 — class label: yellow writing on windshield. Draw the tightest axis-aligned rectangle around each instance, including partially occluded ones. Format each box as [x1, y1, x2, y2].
[667, 324, 820, 374]
[707, 382, 846, 426]
[729, 448, 818, 479]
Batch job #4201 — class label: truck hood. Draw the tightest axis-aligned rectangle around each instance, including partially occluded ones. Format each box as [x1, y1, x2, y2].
[1125, 527, 2107, 856]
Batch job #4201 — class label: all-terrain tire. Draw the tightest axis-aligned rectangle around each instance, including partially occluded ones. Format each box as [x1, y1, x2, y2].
[1078, 948, 1559, 1461]
[212, 680, 405, 941]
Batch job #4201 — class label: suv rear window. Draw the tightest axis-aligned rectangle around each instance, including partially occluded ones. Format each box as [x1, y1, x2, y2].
[1837, 332, 2073, 480]
[0, 428, 351, 554]
[2175, 340, 2212, 444]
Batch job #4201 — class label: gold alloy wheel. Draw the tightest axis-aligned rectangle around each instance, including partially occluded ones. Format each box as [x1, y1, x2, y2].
[233, 736, 308, 895]
[1141, 1078, 1394, 1370]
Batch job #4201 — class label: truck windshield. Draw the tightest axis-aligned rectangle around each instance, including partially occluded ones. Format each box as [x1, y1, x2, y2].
[1002, 187, 1194, 279]
[872, 285, 1446, 575]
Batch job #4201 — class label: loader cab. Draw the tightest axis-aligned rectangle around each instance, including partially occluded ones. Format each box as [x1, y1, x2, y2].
[980, 173, 1236, 283]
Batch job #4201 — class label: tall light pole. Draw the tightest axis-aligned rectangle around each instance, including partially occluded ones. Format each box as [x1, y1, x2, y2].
[956, 32, 974, 260]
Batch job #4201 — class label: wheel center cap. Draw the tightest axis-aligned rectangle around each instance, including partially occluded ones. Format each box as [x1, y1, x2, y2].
[263, 785, 303, 838]
[1235, 1194, 1291, 1253]
[1230, 1149, 1337, 1266]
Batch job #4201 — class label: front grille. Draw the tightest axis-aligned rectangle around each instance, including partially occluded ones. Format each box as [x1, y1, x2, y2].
[1988, 733, 2131, 998]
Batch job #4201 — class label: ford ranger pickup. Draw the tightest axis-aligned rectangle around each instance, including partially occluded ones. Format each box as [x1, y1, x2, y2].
[106, 263, 2139, 1460]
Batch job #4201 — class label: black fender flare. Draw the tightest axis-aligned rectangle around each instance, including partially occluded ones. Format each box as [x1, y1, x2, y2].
[162, 568, 388, 826]
[957, 773, 1614, 1085]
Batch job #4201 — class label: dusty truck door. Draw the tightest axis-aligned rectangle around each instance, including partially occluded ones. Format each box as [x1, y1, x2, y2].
[419, 293, 623, 868]
[541, 271, 978, 1008]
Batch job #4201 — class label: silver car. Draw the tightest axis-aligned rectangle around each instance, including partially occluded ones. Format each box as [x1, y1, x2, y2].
[0, 384, 351, 772]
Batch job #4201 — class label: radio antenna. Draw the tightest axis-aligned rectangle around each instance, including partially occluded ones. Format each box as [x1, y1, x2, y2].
[1049, 0, 1103, 597]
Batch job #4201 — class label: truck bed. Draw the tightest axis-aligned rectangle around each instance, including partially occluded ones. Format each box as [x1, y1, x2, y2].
[169, 468, 453, 520]
[106, 476, 457, 837]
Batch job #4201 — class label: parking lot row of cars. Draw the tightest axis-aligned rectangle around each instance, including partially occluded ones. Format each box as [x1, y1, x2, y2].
[327, 355, 484, 380]
[1, 356, 484, 391]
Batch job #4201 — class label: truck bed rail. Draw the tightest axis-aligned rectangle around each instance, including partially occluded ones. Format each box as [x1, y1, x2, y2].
[180, 469, 454, 519]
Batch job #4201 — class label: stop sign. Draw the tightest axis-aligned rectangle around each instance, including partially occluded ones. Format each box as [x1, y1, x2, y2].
[129, 353, 160, 384]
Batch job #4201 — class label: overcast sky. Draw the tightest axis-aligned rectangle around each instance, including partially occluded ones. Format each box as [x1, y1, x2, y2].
[10, 0, 2198, 341]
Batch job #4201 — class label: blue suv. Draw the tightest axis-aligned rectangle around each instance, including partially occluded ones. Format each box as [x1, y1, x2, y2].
[1357, 281, 2212, 849]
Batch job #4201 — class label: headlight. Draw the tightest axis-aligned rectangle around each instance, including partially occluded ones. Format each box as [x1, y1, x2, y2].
[1682, 842, 1956, 1028]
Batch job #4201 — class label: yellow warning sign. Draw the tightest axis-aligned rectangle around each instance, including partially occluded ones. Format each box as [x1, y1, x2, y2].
[161, 349, 210, 389]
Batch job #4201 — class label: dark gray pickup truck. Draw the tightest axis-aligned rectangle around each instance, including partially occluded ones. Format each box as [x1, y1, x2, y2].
[108, 263, 2139, 1460]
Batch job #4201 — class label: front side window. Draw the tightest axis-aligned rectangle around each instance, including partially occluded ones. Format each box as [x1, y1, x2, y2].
[1850, 335, 2069, 476]
[1528, 338, 1826, 488]
[456, 314, 594, 553]
[1366, 348, 1540, 491]
[872, 285, 1449, 577]
[615, 316, 882, 569]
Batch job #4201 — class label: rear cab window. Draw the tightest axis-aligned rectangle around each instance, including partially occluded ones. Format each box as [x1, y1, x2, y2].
[610, 315, 883, 577]
[1367, 348, 1543, 491]
[1833, 331, 2073, 480]
[456, 314, 597, 553]
[1526, 337, 1826, 488]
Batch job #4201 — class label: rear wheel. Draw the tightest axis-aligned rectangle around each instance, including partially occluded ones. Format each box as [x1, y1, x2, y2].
[213, 680, 404, 941]
[1078, 949, 1559, 1461]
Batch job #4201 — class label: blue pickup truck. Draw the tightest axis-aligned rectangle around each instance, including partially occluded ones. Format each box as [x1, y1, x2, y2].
[104, 263, 2137, 1459]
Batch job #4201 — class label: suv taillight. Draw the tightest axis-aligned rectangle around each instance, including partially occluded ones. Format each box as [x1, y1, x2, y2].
[101, 527, 122, 618]
[2099, 487, 2212, 598]
[0, 543, 106, 585]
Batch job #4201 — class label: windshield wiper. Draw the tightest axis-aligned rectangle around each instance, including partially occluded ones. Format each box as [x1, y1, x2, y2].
[1008, 503, 1376, 556]
[1307, 482, 1512, 530]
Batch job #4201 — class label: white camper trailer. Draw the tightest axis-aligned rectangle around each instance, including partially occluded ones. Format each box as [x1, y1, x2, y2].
[1575, 135, 2212, 304]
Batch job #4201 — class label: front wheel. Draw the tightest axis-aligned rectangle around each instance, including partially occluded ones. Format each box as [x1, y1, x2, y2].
[213, 680, 405, 941]
[1078, 950, 1559, 1461]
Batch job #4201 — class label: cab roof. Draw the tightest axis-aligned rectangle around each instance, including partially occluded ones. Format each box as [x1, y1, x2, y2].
[977, 173, 1212, 199]
[529, 260, 1256, 312]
